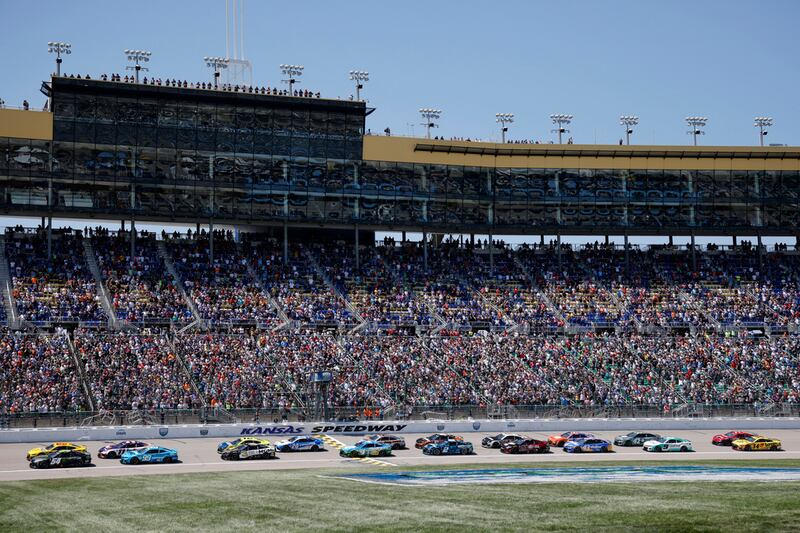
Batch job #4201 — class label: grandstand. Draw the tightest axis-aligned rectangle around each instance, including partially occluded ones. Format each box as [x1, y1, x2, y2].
[1, 72, 800, 427]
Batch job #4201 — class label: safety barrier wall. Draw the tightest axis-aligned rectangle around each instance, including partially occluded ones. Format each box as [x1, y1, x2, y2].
[1, 417, 800, 443]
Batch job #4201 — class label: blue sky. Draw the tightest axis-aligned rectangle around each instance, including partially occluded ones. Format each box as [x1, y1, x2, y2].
[1, 0, 798, 146]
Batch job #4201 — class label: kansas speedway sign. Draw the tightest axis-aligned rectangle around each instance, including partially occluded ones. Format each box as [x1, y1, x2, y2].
[240, 423, 408, 436]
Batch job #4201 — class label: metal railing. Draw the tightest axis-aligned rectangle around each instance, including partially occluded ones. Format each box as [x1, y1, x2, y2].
[1, 403, 797, 429]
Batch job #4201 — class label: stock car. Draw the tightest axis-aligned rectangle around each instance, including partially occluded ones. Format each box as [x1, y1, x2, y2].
[614, 432, 661, 447]
[500, 438, 550, 454]
[548, 432, 595, 447]
[712, 431, 755, 446]
[221, 441, 277, 460]
[481, 433, 525, 449]
[357, 434, 406, 450]
[642, 437, 693, 453]
[120, 446, 179, 465]
[415, 434, 463, 449]
[274, 436, 325, 452]
[563, 438, 613, 453]
[339, 441, 393, 458]
[98, 440, 149, 459]
[422, 439, 474, 456]
[26, 442, 88, 461]
[29, 449, 93, 469]
[217, 437, 272, 454]
[731, 435, 782, 451]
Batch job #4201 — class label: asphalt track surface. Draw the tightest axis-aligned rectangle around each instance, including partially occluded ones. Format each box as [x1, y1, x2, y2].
[2, 428, 799, 482]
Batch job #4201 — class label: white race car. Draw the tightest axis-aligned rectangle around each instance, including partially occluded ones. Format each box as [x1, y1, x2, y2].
[642, 436, 693, 452]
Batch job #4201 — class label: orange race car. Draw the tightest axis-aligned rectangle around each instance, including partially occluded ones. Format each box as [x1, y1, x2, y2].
[547, 432, 595, 447]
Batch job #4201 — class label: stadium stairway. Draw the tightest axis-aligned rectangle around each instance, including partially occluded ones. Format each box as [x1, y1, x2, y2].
[156, 240, 205, 330]
[62, 329, 96, 411]
[82, 237, 118, 329]
[241, 253, 293, 331]
[303, 246, 367, 334]
[0, 236, 19, 329]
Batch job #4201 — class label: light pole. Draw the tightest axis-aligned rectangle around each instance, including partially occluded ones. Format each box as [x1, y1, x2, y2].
[619, 115, 639, 145]
[124, 49, 151, 83]
[280, 64, 304, 94]
[204, 56, 229, 88]
[754, 117, 773, 147]
[550, 114, 573, 144]
[496, 113, 514, 143]
[419, 108, 442, 139]
[685, 116, 708, 146]
[47, 41, 71, 77]
[349, 70, 369, 101]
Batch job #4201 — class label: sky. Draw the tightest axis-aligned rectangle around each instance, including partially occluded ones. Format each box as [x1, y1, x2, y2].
[1, 0, 798, 146]
[0, 0, 797, 242]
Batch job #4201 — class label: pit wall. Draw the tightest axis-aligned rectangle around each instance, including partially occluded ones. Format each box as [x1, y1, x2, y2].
[1, 418, 799, 444]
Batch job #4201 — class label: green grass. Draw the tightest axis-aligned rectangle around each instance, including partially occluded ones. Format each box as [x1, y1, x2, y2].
[2, 460, 800, 532]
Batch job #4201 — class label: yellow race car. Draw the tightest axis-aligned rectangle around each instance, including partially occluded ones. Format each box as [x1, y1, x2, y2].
[731, 435, 782, 451]
[27, 442, 89, 461]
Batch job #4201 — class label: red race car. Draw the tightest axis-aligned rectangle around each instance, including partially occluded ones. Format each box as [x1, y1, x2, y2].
[712, 431, 755, 446]
[415, 434, 463, 449]
[501, 438, 550, 454]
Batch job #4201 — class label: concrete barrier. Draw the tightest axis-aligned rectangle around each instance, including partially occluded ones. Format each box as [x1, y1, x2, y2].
[1, 417, 799, 443]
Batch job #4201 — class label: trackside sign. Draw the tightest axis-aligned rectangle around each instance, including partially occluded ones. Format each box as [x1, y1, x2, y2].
[239, 424, 408, 436]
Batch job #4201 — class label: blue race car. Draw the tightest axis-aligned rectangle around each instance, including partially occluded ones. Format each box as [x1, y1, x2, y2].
[563, 438, 613, 453]
[274, 436, 325, 452]
[422, 439, 474, 456]
[120, 445, 179, 465]
[339, 440, 393, 458]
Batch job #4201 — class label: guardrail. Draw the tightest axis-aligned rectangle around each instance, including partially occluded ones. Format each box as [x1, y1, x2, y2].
[2, 403, 798, 429]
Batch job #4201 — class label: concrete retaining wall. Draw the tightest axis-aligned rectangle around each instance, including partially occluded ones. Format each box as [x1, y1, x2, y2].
[1, 417, 799, 443]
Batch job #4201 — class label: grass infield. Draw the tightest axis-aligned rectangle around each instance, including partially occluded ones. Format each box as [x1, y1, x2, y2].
[1, 459, 799, 532]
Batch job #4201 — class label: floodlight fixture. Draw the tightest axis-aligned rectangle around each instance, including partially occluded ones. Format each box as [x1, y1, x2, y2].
[349, 70, 369, 100]
[47, 41, 71, 77]
[280, 64, 304, 93]
[685, 116, 708, 146]
[204, 56, 230, 88]
[619, 115, 639, 145]
[753, 117, 774, 147]
[496, 113, 514, 143]
[550, 113, 573, 144]
[419, 108, 442, 139]
[124, 49, 151, 83]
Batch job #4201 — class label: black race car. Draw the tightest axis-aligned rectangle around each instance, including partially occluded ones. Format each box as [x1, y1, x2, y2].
[220, 442, 277, 461]
[613, 432, 661, 447]
[29, 449, 92, 469]
[481, 433, 525, 449]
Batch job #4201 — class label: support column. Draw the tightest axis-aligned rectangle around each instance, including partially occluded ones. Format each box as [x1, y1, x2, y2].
[423, 231, 428, 270]
[130, 220, 136, 258]
[796, 235, 799, 251]
[120, 220, 125, 231]
[757, 234, 763, 269]
[690, 232, 696, 272]
[604, 234, 609, 246]
[624, 233, 630, 276]
[47, 217, 52, 260]
[471, 233, 475, 248]
[402, 231, 406, 243]
[668, 235, 673, 247]
[209, 221, 214, 265]
[196, 223, 200, 238]
[283, 223, 288, 264]
[557, 233, 562, 270]
[540, 234, 544, 247]
[355, 225, 360, 270]
[489, 232, 494, 274]
[732, 235, 737, 248]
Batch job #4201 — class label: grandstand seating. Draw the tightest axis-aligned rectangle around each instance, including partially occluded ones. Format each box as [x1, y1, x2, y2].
[0, 228, 799, 417]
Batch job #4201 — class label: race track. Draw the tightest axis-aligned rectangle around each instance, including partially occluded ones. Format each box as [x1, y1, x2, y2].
[2, 428, 799, 482]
